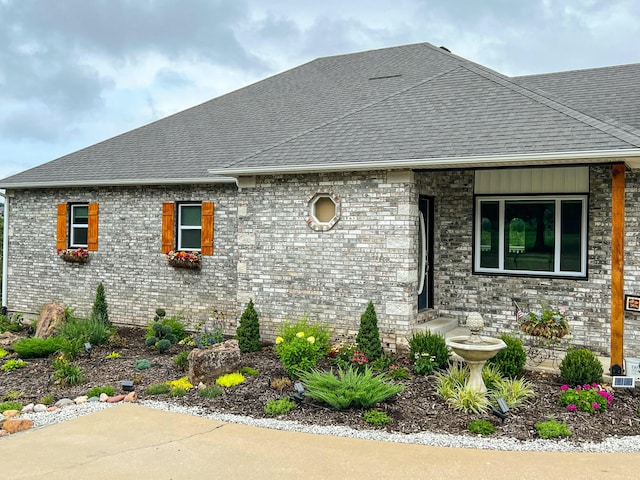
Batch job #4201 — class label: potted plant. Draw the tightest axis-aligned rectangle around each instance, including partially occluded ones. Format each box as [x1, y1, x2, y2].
[519, 305, 570, 338]
[57, 248, 89, 264]
[165, 250, 202, 269]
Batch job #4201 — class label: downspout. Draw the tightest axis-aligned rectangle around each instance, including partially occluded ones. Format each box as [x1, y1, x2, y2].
[1, 191, 7, 315]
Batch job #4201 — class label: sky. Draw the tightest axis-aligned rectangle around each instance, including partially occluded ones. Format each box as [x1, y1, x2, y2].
[1, 0, 640, 181]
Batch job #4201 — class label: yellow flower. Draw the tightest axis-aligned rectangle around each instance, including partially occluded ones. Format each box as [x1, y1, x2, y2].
[296, 331, 305, 338]
[307, 336, 315, 344]
[275, 336, 284, 344]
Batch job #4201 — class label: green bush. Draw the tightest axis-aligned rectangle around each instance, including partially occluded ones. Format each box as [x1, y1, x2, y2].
[490, 377, 535, 409]
[86, 386, 115, 398]
[39, 393, 55, 406]
[145, 383, 171, 395]
[91, 282, 110, 326]
[52, 357, 84, 387]
[363, 409, 392, 426]
[535, 418, 572, 439]
[446, 384, 491, 414]
[59, 316, 113, 347]
[355, 301, 383, 362]
[240, 366, 259, 376]
[198, 385, 224, 398]
[408, 331, 450, 371]
[13, 336, 62, 358]
[134, 359, 151, 370]
[0, 401, 23, 413]
[486, 334, 527, 378]
[264, 398, 296, 415]
[216, 373, 246, 388]
[0, 348, 9, 358]
[173, 350, 190, 371]
[145, 313, 182, 353]
[169, 387, 187, 397]
[1, 359, 27, 372]
[236, 300, 262, 353]
[559, 348, 603, 386]
[468, 419, 496, 435]
[297, 366, 404, 410]
[275, 317, 330, 377]
[0, 313, 24, 333]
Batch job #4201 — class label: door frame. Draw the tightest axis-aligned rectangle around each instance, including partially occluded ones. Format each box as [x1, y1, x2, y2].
[418, 195, 434, 311]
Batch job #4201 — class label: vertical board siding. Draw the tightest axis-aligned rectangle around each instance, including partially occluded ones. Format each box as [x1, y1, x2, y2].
[475, 167, 589, 194]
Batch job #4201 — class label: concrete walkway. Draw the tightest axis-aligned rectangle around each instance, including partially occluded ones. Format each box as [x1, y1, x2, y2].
[2, 403, 640, 480]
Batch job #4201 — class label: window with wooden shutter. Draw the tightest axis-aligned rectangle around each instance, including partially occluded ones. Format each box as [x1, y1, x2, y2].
[201, 201, 214, 255]
[162, 202, 175, 254]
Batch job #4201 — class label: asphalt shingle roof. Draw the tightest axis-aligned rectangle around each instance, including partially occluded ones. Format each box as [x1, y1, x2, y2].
[2, 42, 640, 187]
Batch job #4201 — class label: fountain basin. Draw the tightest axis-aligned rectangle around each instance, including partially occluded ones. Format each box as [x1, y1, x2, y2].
[446, 335, 506, 393]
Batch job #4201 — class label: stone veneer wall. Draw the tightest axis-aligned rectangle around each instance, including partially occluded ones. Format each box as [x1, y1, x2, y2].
[5, 184, 239, 331]
[235, 170, 419, 351]
[417, 165, 640, 357]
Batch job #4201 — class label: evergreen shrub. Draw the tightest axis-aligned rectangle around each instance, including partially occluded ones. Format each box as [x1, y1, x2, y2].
[559, 348, 603, 386]
[355, 301, 383, 362]
[236, 300, 262, 353]
[486, 333, 527, 378]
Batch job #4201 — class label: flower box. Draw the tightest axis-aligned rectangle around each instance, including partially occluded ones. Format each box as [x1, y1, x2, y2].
[519, 305, 570, 339]
[520, 321, 569, 339]
[166, 250, 201, 269]
[57, 248, 89, 264]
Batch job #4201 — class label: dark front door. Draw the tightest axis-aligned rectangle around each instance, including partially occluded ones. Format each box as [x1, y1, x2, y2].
[418, 196, 434, 311]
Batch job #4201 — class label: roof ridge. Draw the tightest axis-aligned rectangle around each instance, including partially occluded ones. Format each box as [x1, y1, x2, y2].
[514, 61, 640, 79]
[463, 64, 640, 148]
[222, 64, 465, 169]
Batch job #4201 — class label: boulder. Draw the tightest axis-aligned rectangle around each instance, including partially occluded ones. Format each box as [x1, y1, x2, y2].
[0, 331, 20, 348]
[2, 410, 20, 418]
[35, 302, 66, 338]
[188, 339, 242, 385]
[2, 418, 33, 434]
[123, 391, 138, 403]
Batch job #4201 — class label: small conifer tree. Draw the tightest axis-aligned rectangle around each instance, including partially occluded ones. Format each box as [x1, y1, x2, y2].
[236, 300, 261, 353]
[355, 301, 383, 362]
[91, 282, 110, 326]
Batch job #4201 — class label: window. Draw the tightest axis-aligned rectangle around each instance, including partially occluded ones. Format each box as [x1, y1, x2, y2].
[70, 204, 89, 247]
[178, 203, 202, 250]
[56, 203, 99, 251]
[307, 193, 340, 231]
[161, 201, 214, 255]
[474, 196, 587, 277]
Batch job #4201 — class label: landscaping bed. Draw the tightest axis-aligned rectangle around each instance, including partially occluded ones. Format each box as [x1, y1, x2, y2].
[2, 326, 640, 444]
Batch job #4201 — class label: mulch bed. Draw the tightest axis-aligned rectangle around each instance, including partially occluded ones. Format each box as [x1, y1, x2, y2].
[2, 326, 640, 443]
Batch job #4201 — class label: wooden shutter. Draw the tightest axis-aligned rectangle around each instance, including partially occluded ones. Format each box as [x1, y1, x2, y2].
[87, 203, 99, 251]
[162, 202, 175, 254]
[201, 201, 214, 255]
[56, 203, 67, 250]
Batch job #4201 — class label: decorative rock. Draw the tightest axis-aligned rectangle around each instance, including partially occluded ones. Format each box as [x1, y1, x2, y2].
[107, 394, 125, 403]
[33, 404, 47, 413]
[0, 430, 9, 437]
[55, 398, 75, 408]
[188, 339, 241, 385]
[21, 403, 35, 414]
[74, 396, 89, 404]
[35, 302, 66, 338]
[99, 393, 109, 402]
[2, 418, 34, 434]
[47, 406, 58, 412]
[123, 391, 138, 403]
[88, 396, 100, 403]
[0, 331, 20, 347]
[2, 409, 20, 418]
[198, 382, 206, 390]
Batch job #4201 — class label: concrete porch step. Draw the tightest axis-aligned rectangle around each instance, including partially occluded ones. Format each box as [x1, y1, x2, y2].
[412, 317, 460, 337]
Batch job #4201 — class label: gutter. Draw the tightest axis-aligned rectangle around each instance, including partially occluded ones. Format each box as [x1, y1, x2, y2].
[0, 176, 237, 190]
[1, 191, 7, 315]
[207, 149, 640, 176]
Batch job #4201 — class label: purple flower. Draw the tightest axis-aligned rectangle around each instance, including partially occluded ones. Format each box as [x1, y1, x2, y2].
[560, 384, 569, 391]
[567, 404, 577, 412]
[583, 384, 591, 390]
[592, 402, 600, 410]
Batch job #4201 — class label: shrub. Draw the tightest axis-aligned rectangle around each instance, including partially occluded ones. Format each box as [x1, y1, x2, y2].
[157, 311, 189, 341]
[240, 366, 259, 376]
[145, 383, 171, 395]
[0, 401, 23, 413]
[408, 331, 450, 371]
[134, 359, 151, 370]
[355, 301, 383, 362]
[275, 317, 330, 377]
[264, 398, 296, 415]
[86, 386, 115, 398]
[559, 383, 613, 413]
[173, 350, 190, 371]
[59, 316, 113, 347]
[13, 337, 62, 358]
[481, 364, 503, 391]
[169, 387, 187, 397]
[56, 337, 84, 359]
[3, 390, 22, 400]
[559, 348, 603, 386]
[0, 313, 24, 333]
[486, 333, 526, 378]
[106, 351, 121, 359]
[363, 409, 391, 426]
[490, 377, 535, 409]
[1, 359, 27, 371]
[52, 357, 84, 387]
[446, 384, 491, 414]
[0, 348, 8, 358]
[270, 377, 292, 392]
[468, 419, 496, 435]
[39, 393, 55, 406]
[297, 366, 404, 410]
[167, 376, 194, 391]
[216, 373, 246, 388]
[236, 300, 262, 353]
[535, 418, 572, 439]
[386, 365, 412, 380]
[198, 385, 224, 398]
[91, 282, 110, 326]
[145, 318, 180, 353]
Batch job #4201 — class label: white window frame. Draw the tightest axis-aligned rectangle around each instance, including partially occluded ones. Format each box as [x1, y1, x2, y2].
[69, 203, 89, 248]
[177, 203, 202, 251]
[474, 195, 588, 278]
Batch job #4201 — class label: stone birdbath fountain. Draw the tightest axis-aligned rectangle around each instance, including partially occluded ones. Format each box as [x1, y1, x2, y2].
[445, 312, 507, 393]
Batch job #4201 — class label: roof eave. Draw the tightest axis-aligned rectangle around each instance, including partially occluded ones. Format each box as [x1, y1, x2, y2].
[208, 149, 640, 176]
[0, 176, 237, 190]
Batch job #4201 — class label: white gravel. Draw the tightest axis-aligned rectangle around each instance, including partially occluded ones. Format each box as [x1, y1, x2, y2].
[19, 400, 640, 453]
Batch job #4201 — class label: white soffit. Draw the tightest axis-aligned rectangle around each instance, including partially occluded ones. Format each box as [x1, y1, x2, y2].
[474, 167, 589, 194]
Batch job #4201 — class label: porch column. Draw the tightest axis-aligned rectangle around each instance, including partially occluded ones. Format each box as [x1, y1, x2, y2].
[610, 163, 625, 375]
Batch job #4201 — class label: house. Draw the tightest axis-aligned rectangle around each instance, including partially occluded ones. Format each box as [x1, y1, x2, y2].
[2, 43, 640, 374]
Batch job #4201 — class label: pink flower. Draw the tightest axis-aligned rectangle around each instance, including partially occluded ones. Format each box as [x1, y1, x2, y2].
[560, 384, 569, 391]
[592, 402, 600, 410]
[576, 386, 581, 392]
[583, 384, 591, 390]
[567, 404, 577, 412]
